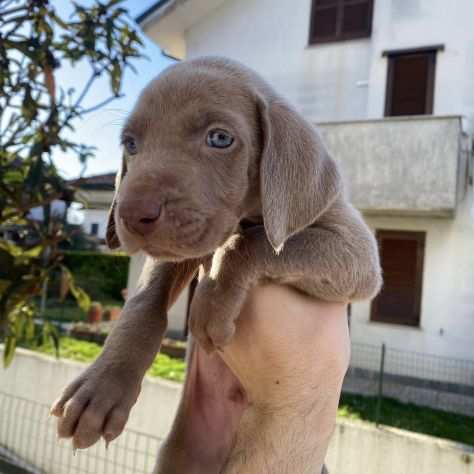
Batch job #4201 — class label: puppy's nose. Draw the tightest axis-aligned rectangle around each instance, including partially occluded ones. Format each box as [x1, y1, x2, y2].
[119, 202, 161, 236]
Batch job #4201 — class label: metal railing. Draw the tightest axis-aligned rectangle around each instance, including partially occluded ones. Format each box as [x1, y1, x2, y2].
[345, 342, 474, 418]
[0, 392, 162, 474]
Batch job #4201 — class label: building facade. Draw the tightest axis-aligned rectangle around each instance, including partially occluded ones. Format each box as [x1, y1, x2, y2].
[136, 0, 474, 361]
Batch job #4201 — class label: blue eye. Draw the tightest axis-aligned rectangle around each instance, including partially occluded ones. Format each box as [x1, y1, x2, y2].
[123, 137, 138, 155]
[206, 129, 234, 149]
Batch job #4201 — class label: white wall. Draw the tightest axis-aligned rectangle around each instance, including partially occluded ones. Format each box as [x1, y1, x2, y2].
[182, 0, 474, 361]
[185, 0, 474, 131]
[127, 253, 188, 337]
[187, 0, 372, 122]
[1, 349, 473, 474]
[81, 208, 108, 239]
[351, 186, 474, 361]
[367, 0, 474, 132]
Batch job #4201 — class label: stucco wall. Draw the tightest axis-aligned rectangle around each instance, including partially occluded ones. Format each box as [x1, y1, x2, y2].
[127, 252, 188, 337]
[1, 349, 473, 474]
[351, 185, 474, 361]
[81, 208, 108, 239]
[319, 116, 463, 215]
[183, 0, 474, 132]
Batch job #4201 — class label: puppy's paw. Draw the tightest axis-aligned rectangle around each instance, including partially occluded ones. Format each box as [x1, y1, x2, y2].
[190, 277, 245, 352]
[50, 362, 141, 450]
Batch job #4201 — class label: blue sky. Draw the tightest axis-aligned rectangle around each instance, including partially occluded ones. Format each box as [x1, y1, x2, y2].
[53, 0, 173, 178]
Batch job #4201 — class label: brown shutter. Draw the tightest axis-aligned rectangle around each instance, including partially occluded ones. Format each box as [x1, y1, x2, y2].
[371, 230, 425, 326]
[341, 0, 373, 37]
[385, 52, 436, 116]
[309, 3, 339, 43]
[309, 0, 373, 44]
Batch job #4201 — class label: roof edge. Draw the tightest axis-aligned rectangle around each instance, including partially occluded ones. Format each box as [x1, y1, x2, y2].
[135, 0, 173, 25]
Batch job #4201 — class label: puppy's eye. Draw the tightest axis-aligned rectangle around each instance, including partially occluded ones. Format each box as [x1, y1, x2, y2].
[206, 129, 234, 149]
[123, 137, 138, 155]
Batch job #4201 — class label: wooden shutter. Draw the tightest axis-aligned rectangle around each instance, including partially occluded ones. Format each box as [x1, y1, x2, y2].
[341, 0, 373, 37]
[385, 51, 436, 116]
[309, 0, 374, 44]
[371, 230, 425, 326]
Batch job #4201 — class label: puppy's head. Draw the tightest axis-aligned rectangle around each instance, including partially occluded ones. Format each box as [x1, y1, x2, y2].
[107, 57, 341, 259]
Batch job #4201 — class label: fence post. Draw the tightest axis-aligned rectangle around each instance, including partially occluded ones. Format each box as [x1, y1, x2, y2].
[375, 343, 386, 427]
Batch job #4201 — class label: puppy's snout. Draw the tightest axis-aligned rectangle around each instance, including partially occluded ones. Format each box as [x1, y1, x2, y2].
[119, 200, 161, 237]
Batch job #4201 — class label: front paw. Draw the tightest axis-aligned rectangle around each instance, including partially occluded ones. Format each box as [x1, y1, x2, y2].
[50, 361, 141, 450]
[190, 277, 246, 352]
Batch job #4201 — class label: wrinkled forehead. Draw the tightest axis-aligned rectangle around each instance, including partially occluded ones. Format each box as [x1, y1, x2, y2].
[123, 66, 255, 138]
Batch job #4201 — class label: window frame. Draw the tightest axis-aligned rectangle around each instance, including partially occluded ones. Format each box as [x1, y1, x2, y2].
[308, 0, 374, 45]
[370, 230, 425, 327]
[384, 48, 439, 117]
[90, 222, 99, 236]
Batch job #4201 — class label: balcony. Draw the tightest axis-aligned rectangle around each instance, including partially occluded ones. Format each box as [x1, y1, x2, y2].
[318, 116, 469, 217]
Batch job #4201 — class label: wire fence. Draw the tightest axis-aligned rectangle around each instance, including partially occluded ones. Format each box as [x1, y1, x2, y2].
[345, 342, 474, 418]
[0, 392, 163, 474]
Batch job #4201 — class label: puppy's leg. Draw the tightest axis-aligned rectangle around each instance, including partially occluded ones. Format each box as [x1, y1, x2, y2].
[50, 258, 201, 450]
[190, 212, 381, 350]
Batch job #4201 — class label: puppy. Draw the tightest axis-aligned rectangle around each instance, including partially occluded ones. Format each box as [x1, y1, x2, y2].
[51, 57, 382, 470]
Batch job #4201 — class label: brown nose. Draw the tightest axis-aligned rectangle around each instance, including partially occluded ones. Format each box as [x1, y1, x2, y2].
[118, 201, 161, 236]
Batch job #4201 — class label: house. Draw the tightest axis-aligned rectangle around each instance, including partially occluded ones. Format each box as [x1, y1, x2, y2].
[135, 0, 474, 363]
[70, 173, 116, 241]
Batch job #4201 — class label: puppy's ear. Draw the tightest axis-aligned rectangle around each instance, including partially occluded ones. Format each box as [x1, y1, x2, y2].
[106, 157, 127, 250]
[257, 95, 342, 251]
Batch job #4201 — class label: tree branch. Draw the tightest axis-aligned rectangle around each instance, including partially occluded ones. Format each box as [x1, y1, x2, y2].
[81, 94, 124, 115]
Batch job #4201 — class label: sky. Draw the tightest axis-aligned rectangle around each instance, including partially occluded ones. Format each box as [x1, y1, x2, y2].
[52, 0, 174, 179]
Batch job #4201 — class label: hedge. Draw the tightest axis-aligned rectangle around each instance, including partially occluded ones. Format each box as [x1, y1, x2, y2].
[62, 251, 130, 302]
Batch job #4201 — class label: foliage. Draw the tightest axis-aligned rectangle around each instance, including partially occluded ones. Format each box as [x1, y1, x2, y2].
[0, 0, 144, 365]
[30, 336, 186, 382]
[62, 250, 129, 301]
[338, 393, 474, 446]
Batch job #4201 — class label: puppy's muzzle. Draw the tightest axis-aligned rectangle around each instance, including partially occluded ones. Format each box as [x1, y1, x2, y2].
[119, 200, 161, 236]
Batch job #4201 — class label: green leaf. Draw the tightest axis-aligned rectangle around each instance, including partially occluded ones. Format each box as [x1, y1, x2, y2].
[110, 60, 121, 96]
[43, 322, 60, 359]
[25, 317, 35, 340]
[61, 266, 90, 312]
[3, 334, 17, 368]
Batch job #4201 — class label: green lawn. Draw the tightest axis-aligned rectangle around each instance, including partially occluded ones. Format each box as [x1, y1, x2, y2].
[338, 393, 474, 446]
[33, 336, 186, 382]
[30, 337, 474, 445]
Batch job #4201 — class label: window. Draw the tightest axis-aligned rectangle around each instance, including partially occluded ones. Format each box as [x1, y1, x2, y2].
[309, 0, 374, 44]
[371, 230, 425, 327]
[90, 223, 99, 236]
[385, 50, 437, 116]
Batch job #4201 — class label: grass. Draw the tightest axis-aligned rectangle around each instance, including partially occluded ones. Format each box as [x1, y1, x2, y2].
[31, 337, 186, 383]
[28, 337, 474, 445]
[338, 393, 474, 446]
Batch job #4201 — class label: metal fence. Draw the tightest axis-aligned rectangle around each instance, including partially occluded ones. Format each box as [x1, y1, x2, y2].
[0, 392, 163, 474]
[345, 342, 474, 418]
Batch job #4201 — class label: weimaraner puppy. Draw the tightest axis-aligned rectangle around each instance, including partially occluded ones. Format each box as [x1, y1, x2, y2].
[51, 57, 382, 472]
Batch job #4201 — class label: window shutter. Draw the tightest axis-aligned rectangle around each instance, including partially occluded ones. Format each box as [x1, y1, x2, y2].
[371, 231, 425, 326]
[341, 1, 373, 36]
[385, 52, 436, 116]
[310, 5, 339, 42]
[309, 0, 373, 44]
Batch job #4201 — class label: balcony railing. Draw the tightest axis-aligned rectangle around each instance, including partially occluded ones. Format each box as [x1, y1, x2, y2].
[318, 115, 468, 217]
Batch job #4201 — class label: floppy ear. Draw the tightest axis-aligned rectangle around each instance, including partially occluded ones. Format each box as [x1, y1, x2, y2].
[257, 95, 342, 251]
[106, 157, 127, 250]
